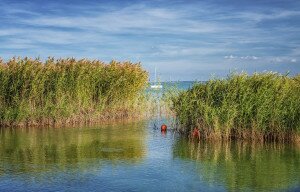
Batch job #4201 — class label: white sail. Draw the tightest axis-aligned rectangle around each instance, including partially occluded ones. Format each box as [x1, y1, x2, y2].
[150, 67, 162, 89]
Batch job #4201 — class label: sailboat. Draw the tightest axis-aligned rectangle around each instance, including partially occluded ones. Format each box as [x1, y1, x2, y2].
[150, 67, 163, 89]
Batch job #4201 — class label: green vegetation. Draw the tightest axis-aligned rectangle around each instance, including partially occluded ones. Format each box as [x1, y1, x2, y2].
[171, 72, 300, 141]
[0, 121, 146, 174]
[173, 139, 300, 191]
[0, 57, 149, 127]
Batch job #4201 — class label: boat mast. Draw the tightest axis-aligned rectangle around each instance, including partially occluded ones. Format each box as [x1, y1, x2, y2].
[154, 67, 157, 83]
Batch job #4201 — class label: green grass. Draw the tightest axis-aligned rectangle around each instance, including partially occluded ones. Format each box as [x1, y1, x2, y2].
[170, 72, 300, 142]
[0, 57, 149, 126]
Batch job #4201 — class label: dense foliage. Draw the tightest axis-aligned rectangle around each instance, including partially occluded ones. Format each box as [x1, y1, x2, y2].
[171, 73, 300, 141]
[0, 57, 148, 126]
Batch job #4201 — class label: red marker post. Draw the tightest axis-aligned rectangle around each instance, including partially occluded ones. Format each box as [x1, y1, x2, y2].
[192, 128, 200, 140]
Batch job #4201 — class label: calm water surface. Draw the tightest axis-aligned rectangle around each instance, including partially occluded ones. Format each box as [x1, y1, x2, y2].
[0, 120, 299, 192]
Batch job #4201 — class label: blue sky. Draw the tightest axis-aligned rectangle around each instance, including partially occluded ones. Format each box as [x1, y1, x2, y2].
[0, 0, 299, 80]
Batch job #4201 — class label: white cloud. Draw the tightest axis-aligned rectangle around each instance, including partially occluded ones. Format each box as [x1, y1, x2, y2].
[240, 10, 300, 22]
[17, 5, 223, 35]
[240, 56, 259, 60]
[224, 55, 259, 60]
[153, 44, 234, 57]
[267, 57, 299, 64]
[226, 56, 299, 64]
[224, 55, 237, 59]
[0, 1, 299, 80]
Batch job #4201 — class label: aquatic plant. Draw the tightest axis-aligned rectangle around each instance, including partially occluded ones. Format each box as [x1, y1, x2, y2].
[0, 57, 149, 126]
[170, 72, 300, 141]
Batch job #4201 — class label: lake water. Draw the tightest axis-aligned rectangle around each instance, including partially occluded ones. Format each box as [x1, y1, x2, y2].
[151, 81, 196, 91]
[0, 82, 300, 191]
[0, 120, 299, 192]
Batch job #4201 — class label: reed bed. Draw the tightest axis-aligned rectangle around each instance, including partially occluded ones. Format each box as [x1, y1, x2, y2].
[0, 57, 149, 127]
[170, 72, 300, 142]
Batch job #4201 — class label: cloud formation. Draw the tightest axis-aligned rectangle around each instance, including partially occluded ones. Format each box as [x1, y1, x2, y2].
[0, 0, 299, 80]
[225, 55, 259, 60]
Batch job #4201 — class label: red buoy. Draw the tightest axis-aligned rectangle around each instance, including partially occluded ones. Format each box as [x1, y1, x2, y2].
[161, 124, 167, 132]
[192, 128, 200, 139]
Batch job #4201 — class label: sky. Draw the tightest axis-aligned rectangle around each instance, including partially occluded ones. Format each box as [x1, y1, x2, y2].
[0, 0, 299, 81]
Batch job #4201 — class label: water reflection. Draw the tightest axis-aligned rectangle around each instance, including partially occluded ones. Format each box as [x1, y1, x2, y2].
[173, 139, 300, 191]
[1, 121, 300, 191]
[0, 122, 146, 175]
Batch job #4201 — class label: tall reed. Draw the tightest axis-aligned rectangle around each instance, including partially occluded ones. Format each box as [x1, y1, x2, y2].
[0, 57, 149, 126]
[171, 72, 300, 141]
